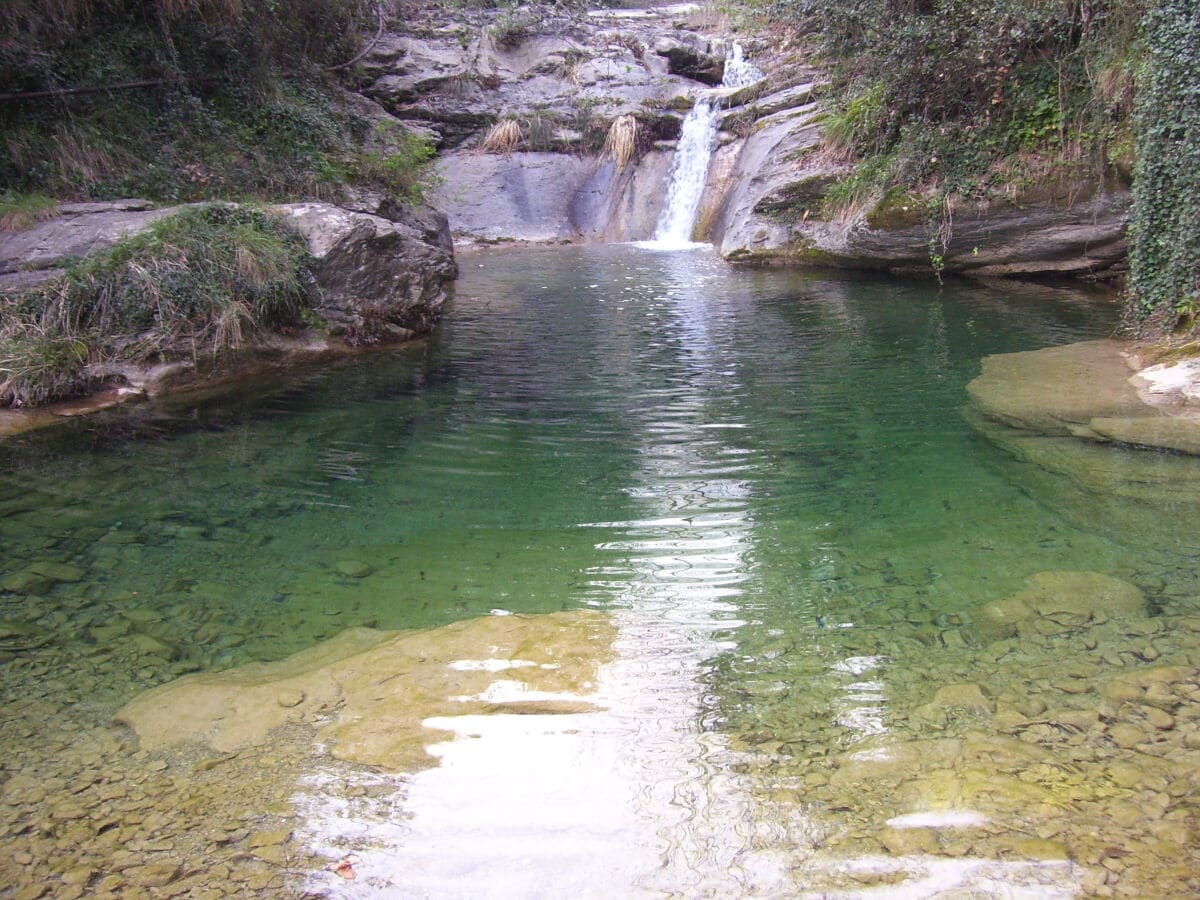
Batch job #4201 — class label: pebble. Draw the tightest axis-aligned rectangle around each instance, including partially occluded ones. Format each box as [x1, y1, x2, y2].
[1108, 723, 1145, 749]
[335, 560, 375, 579]
[276, 689, 305, 708]
[124, 863, 180, 887]
[1143, 707, 1175, 730]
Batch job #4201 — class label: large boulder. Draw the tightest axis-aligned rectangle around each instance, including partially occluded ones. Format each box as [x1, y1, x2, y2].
[966, 340, 1149, 435]
[653, 35, 724, 85]
[713, 76, 1131, 278]
[276, 201, 456, 341]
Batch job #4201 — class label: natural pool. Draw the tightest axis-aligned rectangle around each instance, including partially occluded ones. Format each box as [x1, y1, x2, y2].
[1, 246, 1198, 897]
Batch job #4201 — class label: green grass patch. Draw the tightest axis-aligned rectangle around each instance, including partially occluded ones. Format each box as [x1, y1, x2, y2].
[0, 193, 58, 232]
[0, 204, 314, 406]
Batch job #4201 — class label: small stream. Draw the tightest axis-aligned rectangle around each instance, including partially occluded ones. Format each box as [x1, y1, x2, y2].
[1, 247, 1198, 897]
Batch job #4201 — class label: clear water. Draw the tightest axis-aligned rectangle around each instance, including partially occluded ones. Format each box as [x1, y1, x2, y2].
[2, 246, 1199, 896]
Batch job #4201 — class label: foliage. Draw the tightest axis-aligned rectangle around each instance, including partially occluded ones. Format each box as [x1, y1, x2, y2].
[348, 130, 440, 203]
[754, 0, 1141, 257]
[1128, 0, 1200, 331]
[0, 204, 314, 406]
[0, 0, 384, 203]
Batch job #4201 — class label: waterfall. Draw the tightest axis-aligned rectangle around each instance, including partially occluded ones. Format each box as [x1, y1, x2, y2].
[645, 44, 764, 249]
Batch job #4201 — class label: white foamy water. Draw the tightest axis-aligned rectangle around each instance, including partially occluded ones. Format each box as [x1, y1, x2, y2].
[643, 44, 765, 250]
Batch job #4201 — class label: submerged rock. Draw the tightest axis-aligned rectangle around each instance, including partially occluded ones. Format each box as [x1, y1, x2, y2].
[115, 610, 616, 772]
[967, 340, 1149, 436]
[967, 339, 1200, 456]
[974, 571, 1146, 643]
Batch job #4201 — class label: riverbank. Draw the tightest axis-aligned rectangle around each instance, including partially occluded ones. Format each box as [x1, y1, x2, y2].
[0, 199, 456, 421]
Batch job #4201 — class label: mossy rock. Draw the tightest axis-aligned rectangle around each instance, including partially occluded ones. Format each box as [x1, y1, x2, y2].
[754, 174, 840, 223]
[865, 187, 927, 232]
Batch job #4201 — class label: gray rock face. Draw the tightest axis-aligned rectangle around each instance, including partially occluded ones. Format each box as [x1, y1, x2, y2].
[0, 200, 456, 343]
[0, 200, 172, 291]
[713, 80, 1131, 277]
[433, 153, 595, 242]
[653, 34, 724, 85]
[432, 151, 671, 243]
[357, 5, 724, 244]
[276, 202, 457, 339]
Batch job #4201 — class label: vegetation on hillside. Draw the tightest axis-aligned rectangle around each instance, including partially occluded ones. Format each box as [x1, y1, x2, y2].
[1127, 0, 1200, 334]
[0, 0, 434, 203]
[0, 205, 314, 406]
[754, 0, 1138, 208]
[743, 0, 1200, 335]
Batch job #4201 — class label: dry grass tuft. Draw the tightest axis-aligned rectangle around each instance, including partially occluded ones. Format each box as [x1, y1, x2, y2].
[602, 115, 639, 170]
[480, 119, 522, 154]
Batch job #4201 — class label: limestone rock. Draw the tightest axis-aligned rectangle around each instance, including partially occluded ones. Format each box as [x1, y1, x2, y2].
[967, 340, 1149, 436]
[653, 35, 724, 85]
[1, 570, 54, 595]
[116, 611, 616, 772]
[0, 200, 170, 277]
[431, 152, 596, 243]
[1089, 416, 1200, 457]
[333, 559, 375, 579]
[927, 683, 994, 715]
[975, 571, 1146, 643]
[27, 560, 85, 582]
[276, 201, 457, 339]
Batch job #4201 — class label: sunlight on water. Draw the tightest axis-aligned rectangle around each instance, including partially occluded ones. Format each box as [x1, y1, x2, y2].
[1, 246, 1199, 897]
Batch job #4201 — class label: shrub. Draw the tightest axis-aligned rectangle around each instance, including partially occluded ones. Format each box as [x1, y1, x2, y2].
[0, 0, 377, 202]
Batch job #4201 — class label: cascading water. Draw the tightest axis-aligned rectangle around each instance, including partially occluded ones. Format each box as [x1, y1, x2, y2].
[646, 44, 763, 249]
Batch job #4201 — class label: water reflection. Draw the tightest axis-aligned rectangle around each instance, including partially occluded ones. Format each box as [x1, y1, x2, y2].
[5, 245, 1197, 898]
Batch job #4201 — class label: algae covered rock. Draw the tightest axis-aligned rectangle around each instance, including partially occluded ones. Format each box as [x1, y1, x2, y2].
[966, 340, 1148, 435]
[1089, 416, 1200, 456]
[974, 571, 1146, 643]
[116, 610, 616, 772]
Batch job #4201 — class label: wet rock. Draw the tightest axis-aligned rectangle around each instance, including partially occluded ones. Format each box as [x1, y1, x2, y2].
[124, 863, 180, 887]
[334, 560, 375, 579]
[116, 610, 616, 771]
[967, 341, 1148, 436]
[1007, 837, 1070, 860]
[1, 570, 55, 595]
[1090, 416, 1200, 457]
[27, 561, 85, 582]
[877, 826, 938, 856]
[127, 633, 174, 659]
[275, 689, 305, 708]
[61, 865, 95, 886]
[975, 571, 1145, 643]
[247, 827, 291, 849]
[1108, 723, 1146, 749]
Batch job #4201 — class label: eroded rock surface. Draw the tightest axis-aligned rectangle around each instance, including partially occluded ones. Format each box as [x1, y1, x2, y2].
[967, 339, 1200, 453]
[974, 571, 1147, 644]
[278, 201, 456, 339]
[117, 610, 616, 772]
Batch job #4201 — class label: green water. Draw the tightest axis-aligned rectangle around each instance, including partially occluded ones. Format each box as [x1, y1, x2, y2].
[2, 246, 1199, 896]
